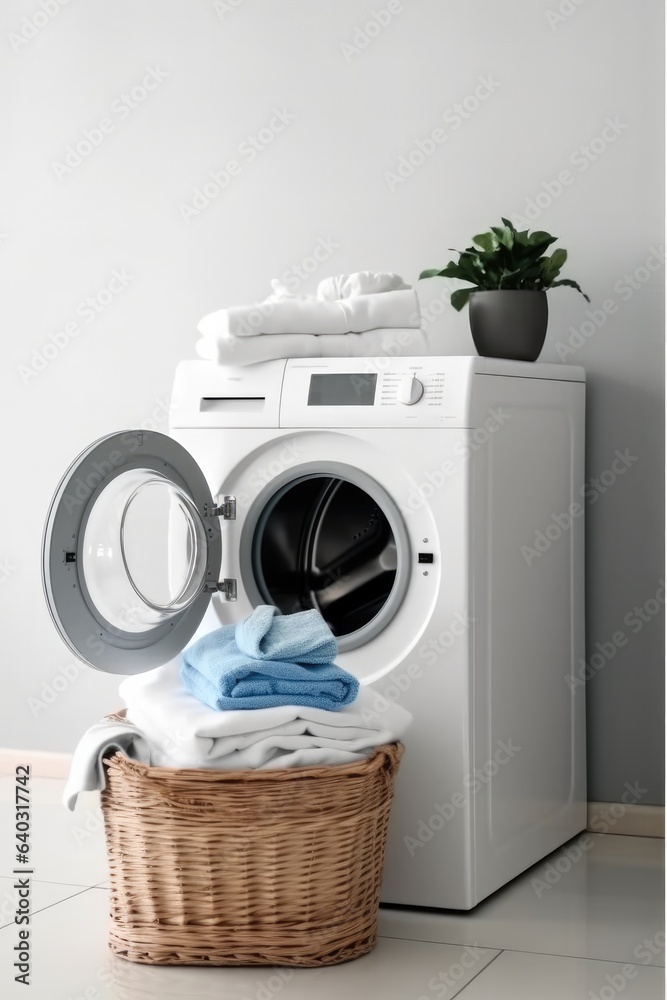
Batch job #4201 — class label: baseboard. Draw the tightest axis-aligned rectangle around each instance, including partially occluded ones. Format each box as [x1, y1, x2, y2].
[0, 749, 72, 779]
[587, 801, 665, 839]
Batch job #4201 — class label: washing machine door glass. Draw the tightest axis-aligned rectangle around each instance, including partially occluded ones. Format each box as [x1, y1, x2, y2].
[42, 430, 222, 674]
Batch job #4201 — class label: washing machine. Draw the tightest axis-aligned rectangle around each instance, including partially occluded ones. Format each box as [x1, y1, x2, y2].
[42, 355, 586, 910]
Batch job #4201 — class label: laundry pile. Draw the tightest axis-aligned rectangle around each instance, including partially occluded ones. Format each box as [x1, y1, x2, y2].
[195, 270, 429, 366]
[64, 605, 411, 810]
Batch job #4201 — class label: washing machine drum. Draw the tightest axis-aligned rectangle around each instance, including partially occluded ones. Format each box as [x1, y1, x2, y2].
[252, 476, 399, 638]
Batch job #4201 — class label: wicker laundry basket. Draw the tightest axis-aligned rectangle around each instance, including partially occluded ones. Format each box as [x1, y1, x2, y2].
[100, 741, 403, 967]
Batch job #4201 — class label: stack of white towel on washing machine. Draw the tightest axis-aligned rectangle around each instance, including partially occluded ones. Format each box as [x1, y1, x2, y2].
[195, 271, 430, 366]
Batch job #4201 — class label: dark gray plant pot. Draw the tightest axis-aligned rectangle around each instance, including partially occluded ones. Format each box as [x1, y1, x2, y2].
[468, 290, 549, 362]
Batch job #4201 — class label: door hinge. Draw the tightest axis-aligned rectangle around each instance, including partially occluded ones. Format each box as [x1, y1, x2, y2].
[205, 578, 237, 601]
[204, 495, 236, 520]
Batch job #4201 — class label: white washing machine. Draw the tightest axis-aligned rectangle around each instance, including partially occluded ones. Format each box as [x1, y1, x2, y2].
[43, 355, 586, 910]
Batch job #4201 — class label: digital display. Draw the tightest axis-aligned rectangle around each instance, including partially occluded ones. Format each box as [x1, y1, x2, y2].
[308, 373, 377, 406]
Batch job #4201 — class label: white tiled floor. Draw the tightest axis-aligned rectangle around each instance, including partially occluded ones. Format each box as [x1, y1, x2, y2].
[0, 777, 663, 999]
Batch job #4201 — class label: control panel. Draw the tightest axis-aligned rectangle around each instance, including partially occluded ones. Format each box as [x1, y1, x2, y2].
[170, 356, 584, 431]
[279, 357, 476, 428]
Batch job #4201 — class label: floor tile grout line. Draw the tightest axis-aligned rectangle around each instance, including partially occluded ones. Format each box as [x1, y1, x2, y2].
[0, 876, 107, 889]
[377, 936, 666, 968]
[496, 945, 666, 969]
[453, 949, 505, 995]
[24, 885, 96, 918]
[0, 885, 95, 930]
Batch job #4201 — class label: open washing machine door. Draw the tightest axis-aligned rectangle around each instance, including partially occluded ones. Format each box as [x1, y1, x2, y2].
[42, 430, 234, 675]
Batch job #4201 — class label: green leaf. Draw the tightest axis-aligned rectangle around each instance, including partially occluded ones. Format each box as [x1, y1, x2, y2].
[540, 248, 567, 283]
[490, 225, 514, 249]
[472, 232, 497, 253]
[498, 266, 523, 288]
[529, 230, 558, 248]
[434, 262, 477, 282]
[530, 240, 558, 257]
[519, 263, 546, 283]
[450, 288, 473, 311]
[510, 242, 538, 265]
[549, 278, 591, 302]
[549, 248, 567, 269]
[420, 221, 586, 301]
[419, 269, 444, 279]
[451, 256, 483, 284]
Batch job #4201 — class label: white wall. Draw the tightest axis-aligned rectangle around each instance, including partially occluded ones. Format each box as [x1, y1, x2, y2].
[1, 0, 663, 804]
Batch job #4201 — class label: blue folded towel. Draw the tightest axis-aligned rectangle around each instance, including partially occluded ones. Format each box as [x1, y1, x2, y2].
[235, 604, 337, 663]
[180, 606, 359, 711]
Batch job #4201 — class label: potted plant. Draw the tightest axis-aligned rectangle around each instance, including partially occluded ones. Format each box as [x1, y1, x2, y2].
[420, 218, 589, 362]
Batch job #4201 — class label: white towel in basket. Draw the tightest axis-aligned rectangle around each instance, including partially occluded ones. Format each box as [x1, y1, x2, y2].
[119, 660, 411, 772]
[63, 714, 151, 810]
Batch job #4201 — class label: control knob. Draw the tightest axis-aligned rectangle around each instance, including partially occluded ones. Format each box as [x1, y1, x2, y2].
[397, 374, 424, 405]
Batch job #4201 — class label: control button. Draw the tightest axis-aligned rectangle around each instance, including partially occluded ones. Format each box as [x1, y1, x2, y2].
[397, 375, 424, 405]
[418, 552, 434, 563]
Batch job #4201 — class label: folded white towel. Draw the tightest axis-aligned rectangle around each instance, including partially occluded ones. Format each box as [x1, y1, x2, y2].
[198, 289, 420, 339]
[317, 272, 410, 301]
[195, 326, 430, 366]
[119, 660, 411, 771]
